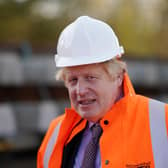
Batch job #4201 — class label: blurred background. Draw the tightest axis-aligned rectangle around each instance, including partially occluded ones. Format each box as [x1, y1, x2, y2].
[0, 0, 168, 167]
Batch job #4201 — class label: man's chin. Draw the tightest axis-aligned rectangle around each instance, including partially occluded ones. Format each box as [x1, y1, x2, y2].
[78, 110, 99, 121]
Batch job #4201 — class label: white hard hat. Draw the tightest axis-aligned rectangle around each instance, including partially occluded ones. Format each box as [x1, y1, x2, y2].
[55, 16, 124, 67]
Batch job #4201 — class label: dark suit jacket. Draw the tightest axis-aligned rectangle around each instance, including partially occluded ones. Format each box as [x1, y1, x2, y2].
[61, 130, 84, 168]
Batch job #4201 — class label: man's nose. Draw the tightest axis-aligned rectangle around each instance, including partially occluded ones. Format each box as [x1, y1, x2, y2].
[76, 80, 87, 96]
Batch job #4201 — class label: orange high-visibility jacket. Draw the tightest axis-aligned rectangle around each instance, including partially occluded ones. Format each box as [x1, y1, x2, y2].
[37, 73, 168, 168]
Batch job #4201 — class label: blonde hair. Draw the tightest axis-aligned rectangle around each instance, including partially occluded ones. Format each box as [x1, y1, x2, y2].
[56, 59, 127, 81]
[102, 59, 127, 80]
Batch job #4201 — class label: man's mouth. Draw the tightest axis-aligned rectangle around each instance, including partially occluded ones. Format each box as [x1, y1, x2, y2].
[78, 99, 96, 105]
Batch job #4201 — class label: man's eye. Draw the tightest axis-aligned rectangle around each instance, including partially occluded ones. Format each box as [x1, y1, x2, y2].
[87, 76, 96, 81]
[69, 78, 77, 84]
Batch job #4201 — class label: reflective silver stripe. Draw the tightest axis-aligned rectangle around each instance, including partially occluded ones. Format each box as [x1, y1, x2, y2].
[149, 99, 168, 168]
[43, 121, 62, 168]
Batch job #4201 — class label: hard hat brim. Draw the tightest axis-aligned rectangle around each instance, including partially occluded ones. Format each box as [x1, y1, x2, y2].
[55, 46, 124, 67]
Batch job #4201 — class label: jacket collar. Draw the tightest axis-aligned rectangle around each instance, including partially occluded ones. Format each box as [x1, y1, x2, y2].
[99, 73, 136, 128]
[123, 73, 135, 96]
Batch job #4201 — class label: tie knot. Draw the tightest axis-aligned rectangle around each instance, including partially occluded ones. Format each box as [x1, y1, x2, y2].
[91, 124, 103, 139]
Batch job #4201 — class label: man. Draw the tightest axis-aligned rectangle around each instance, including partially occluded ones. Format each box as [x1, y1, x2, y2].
[37, 16, 168, 168]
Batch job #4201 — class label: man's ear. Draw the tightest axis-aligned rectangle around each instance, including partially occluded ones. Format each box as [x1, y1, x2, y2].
[64, 80, 68, 88]
[117, 74, 123, 87]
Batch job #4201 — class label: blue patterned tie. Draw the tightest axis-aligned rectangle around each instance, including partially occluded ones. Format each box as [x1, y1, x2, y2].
[81, 124, 103, 168]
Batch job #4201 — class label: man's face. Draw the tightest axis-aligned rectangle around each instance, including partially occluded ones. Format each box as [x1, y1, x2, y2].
[64, 64, 122, 122]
